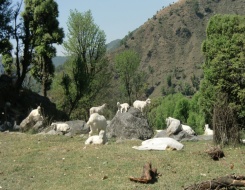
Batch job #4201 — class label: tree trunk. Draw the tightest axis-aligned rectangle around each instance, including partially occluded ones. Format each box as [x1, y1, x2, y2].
[184, 174, 245, 190]
[129, 162, 159, 183]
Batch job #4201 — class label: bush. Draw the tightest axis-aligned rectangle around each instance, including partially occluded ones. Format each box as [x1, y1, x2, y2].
[147, 92, 205, 134]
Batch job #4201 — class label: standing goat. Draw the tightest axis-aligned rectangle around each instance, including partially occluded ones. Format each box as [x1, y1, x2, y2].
[133, 98, 151, 113]
[89, 103, 107, 115]
[86, 113, 107, 137]
[117, 102, 130, 113]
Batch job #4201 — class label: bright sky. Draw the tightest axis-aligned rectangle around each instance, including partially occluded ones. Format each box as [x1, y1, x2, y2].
[12, 0, 178, 56]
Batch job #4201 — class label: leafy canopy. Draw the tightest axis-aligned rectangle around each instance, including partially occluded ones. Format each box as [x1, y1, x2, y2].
[55, 9, 109, 119]
[115, 50, 141, 104]
[201, 14, 245, 127]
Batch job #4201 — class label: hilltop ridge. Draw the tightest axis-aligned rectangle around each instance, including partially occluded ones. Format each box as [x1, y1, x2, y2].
[108, 0, 245, 98]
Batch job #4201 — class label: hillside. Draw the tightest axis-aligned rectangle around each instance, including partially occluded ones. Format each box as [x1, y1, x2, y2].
[108, 0, 245, 98]
[106, 39, 121, 52]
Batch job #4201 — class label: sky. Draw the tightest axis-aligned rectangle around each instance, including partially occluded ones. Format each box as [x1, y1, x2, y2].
[12, 0, 178, 56]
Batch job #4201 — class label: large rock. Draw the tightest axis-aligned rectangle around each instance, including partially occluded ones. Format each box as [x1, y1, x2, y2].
[20, 115, 43, 132]
[106, 107, 153, 140]
[166, 117, 182, 135]
[65, 120, 89, 136]
[154, 130, 198, 142]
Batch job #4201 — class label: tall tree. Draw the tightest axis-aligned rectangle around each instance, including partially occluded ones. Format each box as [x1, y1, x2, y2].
[61, 9, 109, 118]
[200, 14, 245, 144]
[14, 0, 64, 92]
[0, 0, 13, 74]
[29, 0, 64, 96]
[115, 50, 140, 104]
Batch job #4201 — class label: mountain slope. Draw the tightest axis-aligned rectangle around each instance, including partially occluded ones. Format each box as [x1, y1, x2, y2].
[108, 0, 245, 98]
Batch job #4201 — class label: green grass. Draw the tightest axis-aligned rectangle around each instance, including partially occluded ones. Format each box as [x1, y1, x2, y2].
[0, 133, 245, 190]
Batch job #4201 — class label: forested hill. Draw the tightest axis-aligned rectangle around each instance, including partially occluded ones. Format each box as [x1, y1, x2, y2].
[108, 0, 245, 98]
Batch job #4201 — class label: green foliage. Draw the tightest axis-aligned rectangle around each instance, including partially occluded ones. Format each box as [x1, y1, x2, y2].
[148, 92, 205, 134]
[52, 9, 110, 119]
[2, 53, 13, 75]
[12, 0, 63, 91]
[132, 71, 148, 99]
[187, 111, 205, 134]
[181, 83, 194, 96]
[173, 97, 190, 123]
[191, 74, 200, 90]
[148, 65, 154, 87]
[167, 74, 172, 87]
[187, 92, 205, 134]
[148, 93, 184, 129]
[0, 0, 13, 55]
[200, 14, 245, 127]
[24, 0, 64, 96]
[115, 50, 140, 104]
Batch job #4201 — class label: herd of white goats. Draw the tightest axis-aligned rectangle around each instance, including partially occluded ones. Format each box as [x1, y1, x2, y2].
[25, 98, 214, 149]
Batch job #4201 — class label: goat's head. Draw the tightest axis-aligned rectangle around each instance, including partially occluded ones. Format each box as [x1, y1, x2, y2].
[51, 123, 57, 130]
[146, 98, 151, 104]
[204, 124, 209, 130]
[37, 106, 41, 114]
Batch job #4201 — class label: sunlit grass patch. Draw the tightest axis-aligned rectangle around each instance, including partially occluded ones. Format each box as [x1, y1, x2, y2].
[0, 133, 245, 190]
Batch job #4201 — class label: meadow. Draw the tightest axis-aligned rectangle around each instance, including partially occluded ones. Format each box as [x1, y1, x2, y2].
[0, 132, 245, 190]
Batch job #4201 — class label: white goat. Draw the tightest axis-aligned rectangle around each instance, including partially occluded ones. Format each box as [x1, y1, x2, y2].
[204, 124, 213, 135]
[133, 98, 151, 113]
[85, 130, 107, 145]
[89, 103, 107, 115]
[51, 122, 70, 133]
[28, 106, 43, 120]
[27, 106, 43, 120]
[117, 102, 130, 113]
[86, 113, 107, 137]
[181, 124, 195, 135]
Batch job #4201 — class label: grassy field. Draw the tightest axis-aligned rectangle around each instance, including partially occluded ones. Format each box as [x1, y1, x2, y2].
[0, 132, 245, 190]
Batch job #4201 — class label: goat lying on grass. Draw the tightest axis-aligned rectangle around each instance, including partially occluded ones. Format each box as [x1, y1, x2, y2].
[85, 130, 107, 145]
[51, 122, 70, 133]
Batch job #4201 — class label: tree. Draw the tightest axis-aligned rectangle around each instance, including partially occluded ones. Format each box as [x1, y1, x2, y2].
[28, 0, 64, 96]
[133, 71, 147, 99]
[0, 0, 13, 73]
[148, 65, 154, 87]
[200, 14, 245, 144]
[60, 10, 109, 118]
[173, 97, 190, 123]
[115, 50, 140, 104]
[13, 0, 64, 92]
